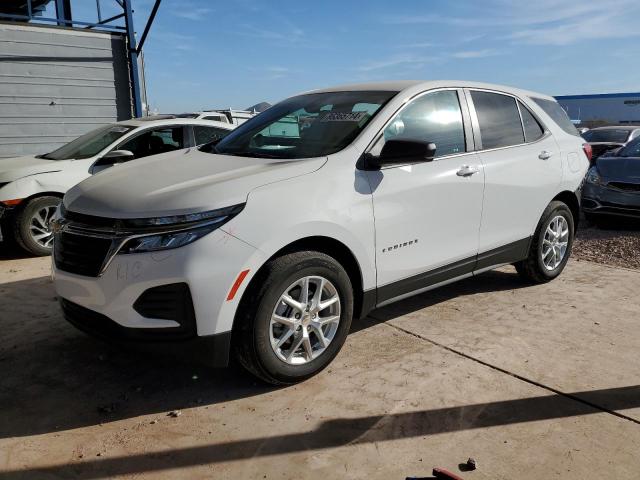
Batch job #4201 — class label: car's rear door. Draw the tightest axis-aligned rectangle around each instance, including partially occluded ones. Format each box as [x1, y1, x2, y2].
[466, 89, 562, 264]
[365, 88, 484, 304]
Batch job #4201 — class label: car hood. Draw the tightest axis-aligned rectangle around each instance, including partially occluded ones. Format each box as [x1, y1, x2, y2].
[64, 148, 327, 218]
[0, 155, 69, 182]
[596, 156, 640, 181]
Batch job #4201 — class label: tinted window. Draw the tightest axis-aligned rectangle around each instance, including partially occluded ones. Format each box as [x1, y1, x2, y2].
[382, 90, 466, 157]
[118, 127, 185, 159]
[582, 129, 631, 143]
[210, 91, 396, 159]
[518, 101, 544, 142]
[471, 91, 524, 149]
[615, 136, 640, 157]
[194, 126, 230, 145]
[532, 98, 580, 137]
[203, 115, 225, 122]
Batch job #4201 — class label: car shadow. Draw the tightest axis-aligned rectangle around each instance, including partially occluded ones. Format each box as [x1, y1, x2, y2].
[0, 243, 32, 261]
[0, 267, 531, 439]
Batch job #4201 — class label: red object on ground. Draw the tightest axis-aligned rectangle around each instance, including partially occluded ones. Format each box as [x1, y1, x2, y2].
[432, 468, 465, 480]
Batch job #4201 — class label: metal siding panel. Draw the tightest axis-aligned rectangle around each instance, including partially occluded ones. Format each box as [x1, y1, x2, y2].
[0, 23, 132, 158]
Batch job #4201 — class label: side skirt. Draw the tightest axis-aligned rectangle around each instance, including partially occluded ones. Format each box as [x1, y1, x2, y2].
[372, 237, 531, 309]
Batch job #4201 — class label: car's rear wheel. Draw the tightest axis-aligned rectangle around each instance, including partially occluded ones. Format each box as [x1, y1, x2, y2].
[515, 200, 574, 283]
[13, 196, 61, 256]
[234, 251, 354, 385]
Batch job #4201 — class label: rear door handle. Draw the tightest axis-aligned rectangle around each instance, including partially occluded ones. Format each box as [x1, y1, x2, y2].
[539, 151, 553, 160]
[456, 165, 480, 177]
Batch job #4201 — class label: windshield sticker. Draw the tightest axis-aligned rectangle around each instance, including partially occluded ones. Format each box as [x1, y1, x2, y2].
[320, 111, 368, 122]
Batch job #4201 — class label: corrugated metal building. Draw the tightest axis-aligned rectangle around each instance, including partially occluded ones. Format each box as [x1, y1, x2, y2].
[555, 92, 640, 128]
[0, 0, 155, 159]
[0, 22, 134, 158]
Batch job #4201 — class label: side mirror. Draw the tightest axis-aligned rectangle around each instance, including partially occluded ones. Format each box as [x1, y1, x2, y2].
[371, 139, 436, 168]
[90, 150, 135, 174]
[101, 150, 134, 163]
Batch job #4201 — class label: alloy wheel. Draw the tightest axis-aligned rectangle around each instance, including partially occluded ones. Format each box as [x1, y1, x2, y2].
[269, 275, 341, 365]
[541, 215, 569, 271]
[29, 205, 57, 249]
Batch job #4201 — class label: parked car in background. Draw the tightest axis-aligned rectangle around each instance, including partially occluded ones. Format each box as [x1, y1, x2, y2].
[0, 117, 234, 256]
[177, 109, 259, 125]
[582, 126, 640, 162]
[583, 135, 640, 223]
[52, 81, 589, 385]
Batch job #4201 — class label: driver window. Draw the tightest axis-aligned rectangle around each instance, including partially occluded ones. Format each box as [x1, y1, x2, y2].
[380, 90, 466, 158]
[117, 127, 185, 160]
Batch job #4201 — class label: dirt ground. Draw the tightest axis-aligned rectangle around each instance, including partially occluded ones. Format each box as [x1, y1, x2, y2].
[574, 218, 640, 270]
[1, 235, 640, 479]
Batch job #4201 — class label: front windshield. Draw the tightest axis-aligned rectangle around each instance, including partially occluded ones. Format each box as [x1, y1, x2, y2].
[41, 124, 135, 160]
[205, 91, 397, 159]
[583, 129, 630, 144]
[616, 136, 640, 157]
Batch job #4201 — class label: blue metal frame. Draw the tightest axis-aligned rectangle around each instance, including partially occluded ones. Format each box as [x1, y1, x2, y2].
[0, 0, 126, 32]
[122, 0, 142, 117]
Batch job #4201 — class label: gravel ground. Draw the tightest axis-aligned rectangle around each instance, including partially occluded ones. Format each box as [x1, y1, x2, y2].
[573, 217, 640, 270]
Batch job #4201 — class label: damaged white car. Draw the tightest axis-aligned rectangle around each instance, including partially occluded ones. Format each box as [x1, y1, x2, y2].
[0, 117, 233, 255]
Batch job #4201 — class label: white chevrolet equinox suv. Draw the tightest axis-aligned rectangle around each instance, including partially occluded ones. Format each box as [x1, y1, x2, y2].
[52, 81, 590, 384]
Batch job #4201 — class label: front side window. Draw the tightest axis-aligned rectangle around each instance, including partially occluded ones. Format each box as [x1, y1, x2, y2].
[40, 124, 134, 160]
[518, 101, 544, 142]
[206, 91, 397, 159]
[471, 91, 524, 149]
[381, 90, 466, 158]
[193, 126, 230, 145]
[118, 126, 185, 160]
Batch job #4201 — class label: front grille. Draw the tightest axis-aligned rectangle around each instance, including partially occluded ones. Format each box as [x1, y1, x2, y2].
[62, 209, 119, 229]
[608, 181, 640, 193]
[54, 231, 112, 277]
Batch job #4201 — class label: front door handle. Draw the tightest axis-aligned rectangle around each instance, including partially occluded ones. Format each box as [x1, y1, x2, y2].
[456, 165, 480, 177]
[539, 151, 553, 160]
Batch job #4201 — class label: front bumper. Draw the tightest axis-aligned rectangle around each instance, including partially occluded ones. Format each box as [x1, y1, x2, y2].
[53, 228, 264, 366]
[582, 182, 640, 218]
[59, 297, 232, 366]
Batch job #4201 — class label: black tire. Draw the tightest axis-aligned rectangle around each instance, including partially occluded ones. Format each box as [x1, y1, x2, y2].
[13, 196, 61, 256]
[515, 200, 574, 284]
[234, 251, 354, 385]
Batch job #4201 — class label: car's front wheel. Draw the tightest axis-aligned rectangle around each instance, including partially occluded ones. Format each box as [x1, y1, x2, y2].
[515, 200, 574, 283]
[13, 196, 61, 256]
[234, 251, 354, 385]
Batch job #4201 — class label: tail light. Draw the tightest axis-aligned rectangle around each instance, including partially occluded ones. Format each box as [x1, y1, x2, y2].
[582, 143, 593, 162]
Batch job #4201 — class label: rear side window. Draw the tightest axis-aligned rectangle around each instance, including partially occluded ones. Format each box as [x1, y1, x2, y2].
[531, 98, 580, 137]
[471, 91, 524, 149]
[518, 101, 544, 142]
[193, 126, 230, 145]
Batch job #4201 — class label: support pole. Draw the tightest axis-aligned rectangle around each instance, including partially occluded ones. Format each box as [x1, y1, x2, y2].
[123, 0, 143, 118]
[55, 0, 72, 26]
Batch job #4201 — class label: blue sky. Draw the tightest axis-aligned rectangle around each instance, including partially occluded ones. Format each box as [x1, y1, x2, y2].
[69, 0, 640, 112]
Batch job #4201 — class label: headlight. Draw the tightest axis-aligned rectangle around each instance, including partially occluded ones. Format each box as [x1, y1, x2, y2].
[119, 204, 244, 254]
[585, 168, 603, 185]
